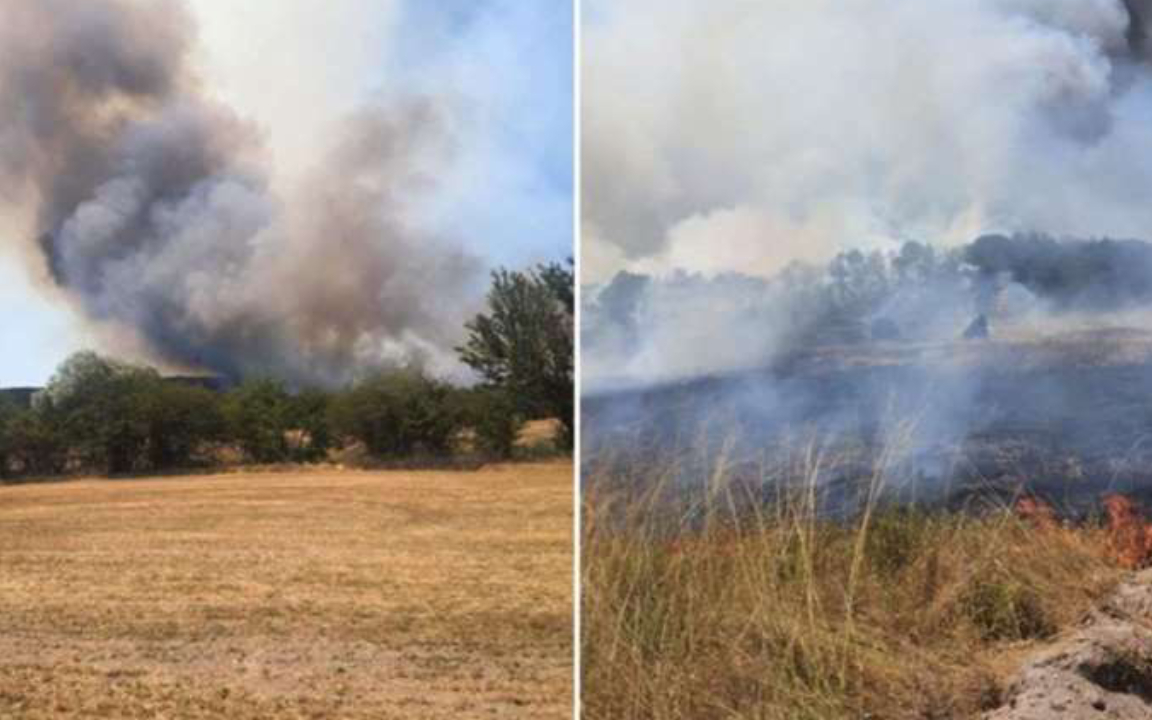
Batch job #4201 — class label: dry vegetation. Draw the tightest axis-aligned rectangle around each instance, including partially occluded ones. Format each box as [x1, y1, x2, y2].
[582, 456, 1129, 720]
[0, 461, 573, 719]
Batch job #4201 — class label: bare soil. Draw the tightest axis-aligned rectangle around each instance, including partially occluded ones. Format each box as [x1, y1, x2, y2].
[0, 462, 573, 719]
[986, 569, 1152, 719]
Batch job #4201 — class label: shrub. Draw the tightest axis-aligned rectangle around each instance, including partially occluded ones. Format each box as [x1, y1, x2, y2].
[330, 367, 463, 459]
[959, 573, 1055, 641]
[6, 403, 68, 476]
[865, 507, 933, 576]
[141, 382, 226, 470]
[286, 388, 333, 462]
[465, 388, 525, 459]
[223, 378, 293, 463]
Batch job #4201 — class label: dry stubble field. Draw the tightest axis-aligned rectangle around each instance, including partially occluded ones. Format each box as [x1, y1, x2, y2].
[0, 461, 573, 719]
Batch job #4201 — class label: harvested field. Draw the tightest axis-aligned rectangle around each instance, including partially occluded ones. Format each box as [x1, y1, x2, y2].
[0, 462, 573, 719]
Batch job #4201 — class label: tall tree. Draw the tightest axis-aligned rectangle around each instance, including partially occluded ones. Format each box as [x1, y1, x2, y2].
[43, 351, 155, 474]
[458, 260, 574, 448]
[329, 367, 463, 459]
[222, 378, 294, 464]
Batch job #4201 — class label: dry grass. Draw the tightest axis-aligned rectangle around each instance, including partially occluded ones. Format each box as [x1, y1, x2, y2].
[520, 419, 563, 448]
[582, 453, 1124, 720]
[0, 461, 573, 719]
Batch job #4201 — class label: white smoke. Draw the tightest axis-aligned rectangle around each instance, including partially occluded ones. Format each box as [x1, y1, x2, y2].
[584, 0, 1152, 283]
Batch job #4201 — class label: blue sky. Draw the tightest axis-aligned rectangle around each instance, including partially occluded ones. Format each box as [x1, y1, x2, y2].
[0, 0, 573, 386]
[390, 1, 574, 269]
[0, 254, 91, 387]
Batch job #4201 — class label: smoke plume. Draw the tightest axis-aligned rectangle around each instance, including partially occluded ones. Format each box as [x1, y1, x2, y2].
[966, 233, 1152, 310]
[0, 0, 482, 384]
[584, 233, 1152, 388]
[583, 0, 1152, 282]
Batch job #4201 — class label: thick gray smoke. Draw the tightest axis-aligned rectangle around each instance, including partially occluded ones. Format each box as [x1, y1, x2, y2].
[585, 234, 1152, 389]
[0, 0, 480, 384]
[583, 0, 1152, 282]
[967, 233, 1152, 310]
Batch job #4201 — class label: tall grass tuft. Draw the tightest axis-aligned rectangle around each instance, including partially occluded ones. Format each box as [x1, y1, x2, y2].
[582, 434, 1122, 720]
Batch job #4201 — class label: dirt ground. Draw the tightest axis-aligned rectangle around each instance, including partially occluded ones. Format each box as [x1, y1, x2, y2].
[0, 461, 573, 719]
[985, 568, 1152, 720]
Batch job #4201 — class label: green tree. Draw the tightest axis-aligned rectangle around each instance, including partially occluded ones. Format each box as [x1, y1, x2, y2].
[141, 382, 226, 470]
[286, 388, 333, 462]
[330, 367, 463, 459]
[6, 402, 68, 476]
[43, 352, 155, 474]
[457, 260, 574, 449]
[223, 378, 293, 463]
[463, 387, 524, 459]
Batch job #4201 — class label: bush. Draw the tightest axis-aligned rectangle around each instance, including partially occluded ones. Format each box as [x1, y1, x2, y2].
[141, 382, 226, 470]
[6, 403, 68, 476]
[465, 388, 525, 459]
[286, 388, 333, 462]
[960, 573, 1055, 641]
[223, 379, 293, 463]
[865, 508, 933, 576]
[330, 368, 463, 459]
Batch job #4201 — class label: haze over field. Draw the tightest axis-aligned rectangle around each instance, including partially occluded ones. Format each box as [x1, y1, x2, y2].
[0, 0, 572, 386]
[583, 0, 1152, 387]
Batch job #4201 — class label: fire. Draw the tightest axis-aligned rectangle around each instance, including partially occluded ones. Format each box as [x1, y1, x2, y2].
[1016, 494, 1152, 569]
[1101, 494, 1152, 570]
[1015, 496, 1060, 531]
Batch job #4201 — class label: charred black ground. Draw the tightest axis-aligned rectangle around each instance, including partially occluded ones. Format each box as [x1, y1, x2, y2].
[583, 235, 1152, 514]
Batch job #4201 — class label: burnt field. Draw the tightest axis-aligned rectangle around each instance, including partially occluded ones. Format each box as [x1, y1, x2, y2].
[0, 462, 573, 719]
[581, 327, 1152, 720]
[583, 325, 1152, 513]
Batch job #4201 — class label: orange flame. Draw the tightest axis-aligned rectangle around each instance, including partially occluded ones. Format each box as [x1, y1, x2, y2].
[1102, 494, 1152, 570]
[1016, 494, 1152, 569]
[1015, 497, 1059, 531]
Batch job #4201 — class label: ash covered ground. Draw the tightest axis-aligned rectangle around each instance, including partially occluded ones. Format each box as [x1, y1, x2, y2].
[584, 318, 1152, 514]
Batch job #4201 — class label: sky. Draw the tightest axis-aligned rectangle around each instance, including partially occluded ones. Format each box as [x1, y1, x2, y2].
[0, 0, 573, 386]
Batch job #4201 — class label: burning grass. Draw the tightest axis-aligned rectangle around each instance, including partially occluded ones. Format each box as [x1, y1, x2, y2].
[0, 462, 573, 719]
[582, 457, 1127, 720]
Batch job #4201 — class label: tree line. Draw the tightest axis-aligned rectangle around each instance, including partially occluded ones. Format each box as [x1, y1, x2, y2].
[0, 260, 573, 479]
[584, 240, 980, 354]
